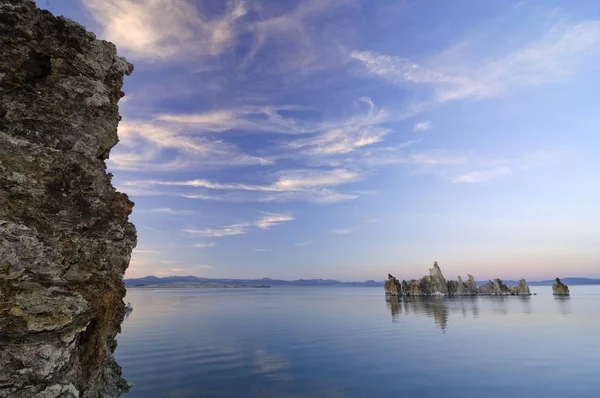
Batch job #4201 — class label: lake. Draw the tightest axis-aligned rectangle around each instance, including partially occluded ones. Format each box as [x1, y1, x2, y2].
[117, 285, 600, 397]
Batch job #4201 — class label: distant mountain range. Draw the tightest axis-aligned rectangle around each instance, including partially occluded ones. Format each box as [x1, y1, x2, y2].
[124, 275, 600, 288]
[124, 275, 382, 288]
[528, 278, 600, 286]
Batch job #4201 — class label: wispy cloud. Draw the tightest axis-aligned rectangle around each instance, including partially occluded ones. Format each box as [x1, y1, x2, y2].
[193, 242, 216, 248]
[294, 240, 315, 246]
[155, 106, 311, 134]
[110, 97, 392, 176]
[286, 98, 390, 156]
[451, 151, 557, 184]
[181, 189, 358, 204]
[254, 348, 291, 380]
[244, 0, 355, 71]
[133, 249, 157, 254]
[183, 212, 295, 238]
[413, 121, 432, 132]
[125, 168, 361, 204]
[331, 228, 352, 234]
[452, 168, 512, 184]
[128, 168, 361, 191]
[256, 213, 295, 229]
[352, 21, 600, 103]
[147, 208, 195, 215]
[82, 0, 247, 61]
[155, 98, 390, 159]
[183, 224, 249, 238]
[109, 121, 271, 172]
[155, 264, 214, 276]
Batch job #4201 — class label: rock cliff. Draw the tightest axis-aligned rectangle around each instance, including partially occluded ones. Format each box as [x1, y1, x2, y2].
[385, 262, 531, 297]
[0, 1, 135, 397]
[552, 278, 570, 296]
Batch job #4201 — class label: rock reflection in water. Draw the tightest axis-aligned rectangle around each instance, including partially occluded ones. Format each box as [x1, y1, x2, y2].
[386, 296, 480, 331]
[554, 296, 572, 316]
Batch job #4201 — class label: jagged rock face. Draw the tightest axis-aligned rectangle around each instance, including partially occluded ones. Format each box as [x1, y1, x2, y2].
[429, 261, 448, 295]
[477, 278, 531, 296]
[452, 275, 477, 296]
[447, 280, 458, 296]
[552, 278, 570, 296]
[0, 1, 135, 397]
[384, 263, 530, 297]
[478, 279, 509, 295]
[405, 279, 422, 296]
[514, 279, 531, 295]
[465, 275, 478, 295]
[384, 274, 402, 296]
[401, 279, 409, 293]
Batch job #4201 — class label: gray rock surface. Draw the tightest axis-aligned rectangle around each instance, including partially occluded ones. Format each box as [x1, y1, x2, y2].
[0, 1, 135, 396]
[477, 279, 512, 295]
[384, 263, 531, 297]
[429, 261, 448, 295]
[477, 278, 531, 296]
[552, 278, 570, 296]
[384, 274, 402, 296]
[513, 279, 531, 296]
[465, 275, 478, 295]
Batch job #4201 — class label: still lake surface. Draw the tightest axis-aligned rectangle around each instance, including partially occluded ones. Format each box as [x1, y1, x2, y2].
[117, 285, 600, 398]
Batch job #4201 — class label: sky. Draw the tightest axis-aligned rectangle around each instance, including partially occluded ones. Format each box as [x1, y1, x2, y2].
[38, 0, 600, 281]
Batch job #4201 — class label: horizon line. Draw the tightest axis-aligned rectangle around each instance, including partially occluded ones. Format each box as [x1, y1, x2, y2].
[125, 274, 600, 283]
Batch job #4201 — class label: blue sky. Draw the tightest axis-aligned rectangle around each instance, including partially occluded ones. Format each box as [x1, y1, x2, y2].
[39, 0, 600, 281]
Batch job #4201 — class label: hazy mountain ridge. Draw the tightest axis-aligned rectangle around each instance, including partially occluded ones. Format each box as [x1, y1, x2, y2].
[125, 276, 600, 288]
[125, 276, 382, 287]
[528, 278, 600, 286]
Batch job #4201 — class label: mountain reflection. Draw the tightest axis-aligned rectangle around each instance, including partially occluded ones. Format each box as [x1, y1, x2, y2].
[386, 296, 480, 331]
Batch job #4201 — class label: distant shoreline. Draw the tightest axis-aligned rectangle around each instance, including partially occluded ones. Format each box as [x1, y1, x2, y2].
[128, 283, 600, 289]
[125, 275, 600, 289]
[132, 283, 271, 289]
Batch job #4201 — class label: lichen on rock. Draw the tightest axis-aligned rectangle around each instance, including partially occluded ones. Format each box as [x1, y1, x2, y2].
[0, 1, 136, 397]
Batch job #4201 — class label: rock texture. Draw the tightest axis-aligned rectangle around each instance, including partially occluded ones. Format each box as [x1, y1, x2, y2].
[429, 262, 448, 295]
[477, 278, 530, 296]
[0, 1, 135, 397]
[385, 262, 531, 297]
[384, 274, 402, 296]
[552, 278, 570, 296]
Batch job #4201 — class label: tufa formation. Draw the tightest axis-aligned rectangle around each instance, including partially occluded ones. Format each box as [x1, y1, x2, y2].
[552, 278, 570, 296]
[0, 1, 135, 397]
[385, 262, 531, 296]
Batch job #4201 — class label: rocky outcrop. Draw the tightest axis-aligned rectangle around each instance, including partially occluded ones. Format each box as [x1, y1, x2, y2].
[552, 278, 570, 296]
[384, 274, 402, 296]
[385, 262, 531, 297]
[513, 279, 531, 295]
[429, 261, 448, 295]
[452, 275, 477, 296]
[0, 1, 135, 397]
[477, 278, 530, 296]
[465, 275, 478, 295]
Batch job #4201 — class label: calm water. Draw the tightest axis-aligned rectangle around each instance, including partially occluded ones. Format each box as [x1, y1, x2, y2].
[117, 285, 600, 398]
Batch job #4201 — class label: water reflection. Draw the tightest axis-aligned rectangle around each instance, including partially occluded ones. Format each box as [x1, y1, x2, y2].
[554, 296, 572, 316]
[386, 290, 580, 331]
[116, 287, 600, 397]
[386, 296, 481, 332]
